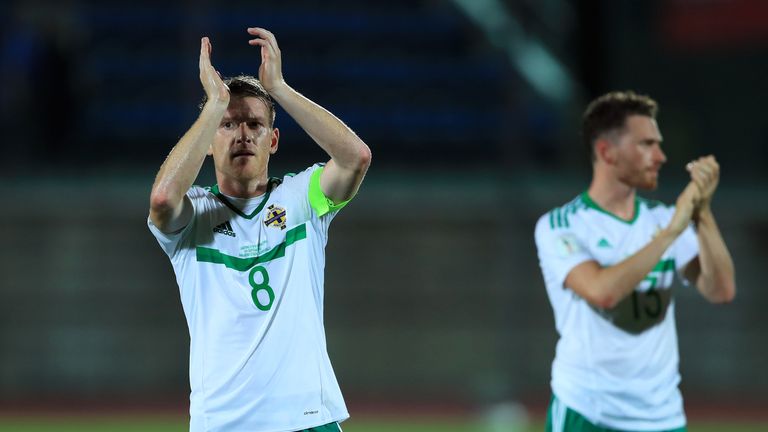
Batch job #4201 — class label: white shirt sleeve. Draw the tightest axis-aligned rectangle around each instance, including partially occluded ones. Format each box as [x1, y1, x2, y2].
[535, 212, 594, 290]
[147, 187, 206, 258]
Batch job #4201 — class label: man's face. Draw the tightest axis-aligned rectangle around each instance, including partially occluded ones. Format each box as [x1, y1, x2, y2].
[210, 96, 278, 181]
[612, 115, 667, 190]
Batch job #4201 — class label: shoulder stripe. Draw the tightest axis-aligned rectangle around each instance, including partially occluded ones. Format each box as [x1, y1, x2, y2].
[549, 210, 556, 229]
[548, 195, 587, 229]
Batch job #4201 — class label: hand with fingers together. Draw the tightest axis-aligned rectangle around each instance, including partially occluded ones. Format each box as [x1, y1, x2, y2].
[247, 27, 284, 93]
[686, 155, 720, 211]
[668, 181, 701, 236]
[199, 36, 230, 108]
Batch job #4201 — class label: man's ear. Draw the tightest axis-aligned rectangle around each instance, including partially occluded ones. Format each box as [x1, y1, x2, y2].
[595, 138, 616, 165]
[270, 128, 280, 155]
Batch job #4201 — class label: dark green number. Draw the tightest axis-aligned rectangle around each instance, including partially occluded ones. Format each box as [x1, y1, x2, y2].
[248, 266, 274, 311]
[632, 288, 662, 319]
[631, 274, 662, 320]
[602, 274, 671, 334]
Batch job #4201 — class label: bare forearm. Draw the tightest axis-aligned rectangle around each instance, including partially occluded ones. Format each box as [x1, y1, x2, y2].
[150, 103, 225, 222]
[268, 82, 369, 169]
[695, 207, 736, 302]
[592, 229, 678, 307]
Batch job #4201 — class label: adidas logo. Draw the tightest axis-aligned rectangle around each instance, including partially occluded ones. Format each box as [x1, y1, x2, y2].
[597, 238, 611, 248]
[213, 221, 236, 237]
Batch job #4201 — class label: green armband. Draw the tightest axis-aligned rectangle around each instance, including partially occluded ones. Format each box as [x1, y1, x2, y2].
[309, 166, 351, 217]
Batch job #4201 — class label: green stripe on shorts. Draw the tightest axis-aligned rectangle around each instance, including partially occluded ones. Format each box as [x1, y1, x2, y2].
[298, 421, 341, 432]
[546, 394, 686, 432]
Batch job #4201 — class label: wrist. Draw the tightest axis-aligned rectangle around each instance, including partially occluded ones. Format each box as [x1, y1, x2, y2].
[695, 204, 714, 225]
[659, 225, 684, 243]
[698, 200, 712, 214]
[265, 80, 291, 100]
[201, 99, 228, 116]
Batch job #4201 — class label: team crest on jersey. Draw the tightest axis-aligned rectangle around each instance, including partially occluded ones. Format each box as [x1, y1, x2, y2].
[264, 204, 287, 230]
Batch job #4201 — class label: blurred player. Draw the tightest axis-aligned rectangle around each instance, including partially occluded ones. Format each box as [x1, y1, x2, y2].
[147, 28, 371, 432]
[534, 91, 735, 431]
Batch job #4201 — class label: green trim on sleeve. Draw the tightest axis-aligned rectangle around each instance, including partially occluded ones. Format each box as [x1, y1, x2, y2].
[309, 166, 351, 217]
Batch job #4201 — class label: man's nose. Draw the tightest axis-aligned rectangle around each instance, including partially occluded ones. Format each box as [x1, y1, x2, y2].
[235, 123, 252, 143]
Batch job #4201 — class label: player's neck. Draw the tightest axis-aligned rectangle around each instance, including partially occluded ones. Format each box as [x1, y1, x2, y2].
[588, 174, 636, 221]
[216, 173, 270, 198]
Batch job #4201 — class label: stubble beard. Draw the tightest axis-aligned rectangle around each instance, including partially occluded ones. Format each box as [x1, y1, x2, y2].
[618, 168, 659, 191]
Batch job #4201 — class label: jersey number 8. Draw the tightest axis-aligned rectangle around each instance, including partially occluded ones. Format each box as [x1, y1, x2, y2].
[249, 266, 275, 311]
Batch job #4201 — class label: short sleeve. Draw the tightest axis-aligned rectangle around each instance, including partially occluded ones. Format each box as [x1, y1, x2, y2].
[146, 188, 205, 258]
[147, 215, 193, 258]
[535, 212, 594, 290]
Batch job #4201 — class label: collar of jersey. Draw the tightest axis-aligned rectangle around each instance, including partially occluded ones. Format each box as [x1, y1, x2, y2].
[211, 179, 278, 219]
[580, 191, 640, 224]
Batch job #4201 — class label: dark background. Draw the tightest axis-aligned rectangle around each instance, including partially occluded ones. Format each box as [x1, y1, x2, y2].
[1, 0, 766, 417]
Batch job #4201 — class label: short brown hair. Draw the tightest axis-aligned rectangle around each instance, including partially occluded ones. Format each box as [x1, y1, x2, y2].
[199, 75, 276, 126]
[582, 91, 658, 161]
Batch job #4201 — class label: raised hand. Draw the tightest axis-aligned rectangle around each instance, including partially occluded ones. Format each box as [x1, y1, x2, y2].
[668, 181, 701, 236]
[686, 155, 720, 210]
[199, 37, 230, 108]
[247, 27, 284, 93]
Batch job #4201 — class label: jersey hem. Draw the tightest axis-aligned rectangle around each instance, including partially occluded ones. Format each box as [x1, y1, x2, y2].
[191, 412, 349, 432]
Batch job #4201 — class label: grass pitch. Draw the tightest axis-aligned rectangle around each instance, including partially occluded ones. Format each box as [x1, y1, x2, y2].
[0, 414, 766, 431]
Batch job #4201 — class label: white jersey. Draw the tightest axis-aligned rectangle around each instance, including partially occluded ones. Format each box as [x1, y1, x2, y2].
[148, 165, 349, 432]
[534, 192, 699, 431]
